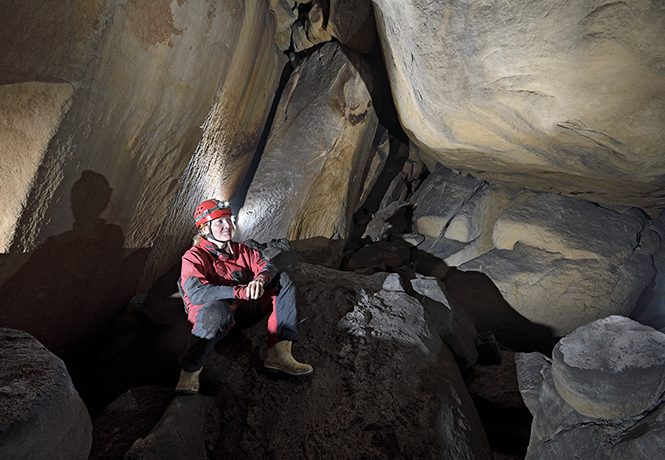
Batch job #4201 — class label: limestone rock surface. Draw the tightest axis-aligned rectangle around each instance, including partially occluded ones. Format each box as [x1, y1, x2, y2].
[328, 0, 377, 53]
[372, 0, 665, 209]
[515, 352, 552, 416]
[124, 394, 220, 460]
[516, 321, 665, 459]
[493, 194, 644, 260]
[0, 328, 92, 460]
[411, 163, 485, 239]
[236, 42, 379, 243]
[459, 195, 656, 336]
[552, 316, 665, 419]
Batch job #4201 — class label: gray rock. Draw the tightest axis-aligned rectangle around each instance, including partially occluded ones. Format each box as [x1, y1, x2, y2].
[459, 241, 655, 337]
[89, 386, 174, 460]
[443, 183, 536, 267]
[525, 358, 645, 460]
[411, 163, 485, 238]
[410, 275, 478, 369]
[124, 395, 220, 460]
[632, 214, 665, 331]
[328, 0, 377, 53]
[493, 194, 644, 261]
[610, 402, 665, 459]
[0, 328, 92, 460]
[514, 352, 552, 416]
[362, 200, 412, 241]
[552, 316, 665, 419]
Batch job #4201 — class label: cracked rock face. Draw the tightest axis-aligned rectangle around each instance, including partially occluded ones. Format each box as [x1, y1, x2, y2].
[0, 328, 92, 460]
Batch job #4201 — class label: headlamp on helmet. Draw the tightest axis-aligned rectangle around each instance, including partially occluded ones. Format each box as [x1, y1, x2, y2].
[194, 199, 233, 228]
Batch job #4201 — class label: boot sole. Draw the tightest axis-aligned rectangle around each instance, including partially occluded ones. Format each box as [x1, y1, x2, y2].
[263, 365, 313, 377]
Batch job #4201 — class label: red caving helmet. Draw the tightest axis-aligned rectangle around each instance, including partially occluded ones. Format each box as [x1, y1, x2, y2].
[194, 199, 232, 228]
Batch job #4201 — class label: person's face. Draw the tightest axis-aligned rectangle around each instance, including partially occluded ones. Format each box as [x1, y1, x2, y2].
[208, 216, 234, 243]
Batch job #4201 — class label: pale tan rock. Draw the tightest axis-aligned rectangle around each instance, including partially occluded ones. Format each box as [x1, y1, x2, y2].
[141, 2, 288, 290]
[270, 0, 296, 50]
[0, 1, 286, 349]
[411, 164, 485, 238]
[372, 0, 665, 209]
[292, 20, 316, 52]
[493, 194, 644, 260]
[0, 82, 73, 251]
[235, 42, 378, 243]
[444, 184, 536, 267]
[459, 243, 655, 337]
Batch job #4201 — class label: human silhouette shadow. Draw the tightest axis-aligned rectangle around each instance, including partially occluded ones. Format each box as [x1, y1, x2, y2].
[0, 170, 125, 356]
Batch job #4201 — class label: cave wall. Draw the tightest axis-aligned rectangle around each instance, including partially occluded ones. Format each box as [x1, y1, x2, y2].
[1, 0, 664, 355]
[0, 0, 284, 353]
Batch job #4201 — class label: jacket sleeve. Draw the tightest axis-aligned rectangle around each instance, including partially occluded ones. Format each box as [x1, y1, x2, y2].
[181, 251, 236, 305]
[246, 246, 277, 283]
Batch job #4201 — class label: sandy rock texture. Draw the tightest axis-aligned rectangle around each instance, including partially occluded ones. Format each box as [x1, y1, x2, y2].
[372, 0, 665, 209]
[0, 328, 92, 460]
[235, 41, 379, 243]
[0, 0, 285, 350]
[460, 195, 656, 336]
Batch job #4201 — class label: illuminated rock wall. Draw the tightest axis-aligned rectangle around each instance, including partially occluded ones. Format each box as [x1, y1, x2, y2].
[0, 0, 284, 352]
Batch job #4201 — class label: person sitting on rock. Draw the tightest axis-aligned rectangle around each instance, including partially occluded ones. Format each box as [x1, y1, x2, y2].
[175, 199, 313, 394]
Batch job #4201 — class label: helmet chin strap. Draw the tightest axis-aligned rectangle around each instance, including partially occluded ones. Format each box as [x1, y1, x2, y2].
[206, 233, 227, 245]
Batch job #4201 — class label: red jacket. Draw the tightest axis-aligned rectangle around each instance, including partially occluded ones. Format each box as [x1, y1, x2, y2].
[179, 239, 274, 325]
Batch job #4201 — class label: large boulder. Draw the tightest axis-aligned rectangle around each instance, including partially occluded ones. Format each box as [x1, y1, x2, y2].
[410, 162, 536, 266]
[89, 386, 174, 460]
[515, 319, 665, 459]
[0, 328, 92, 460]
[236, 41, 380, 244]
[372, 0, 665, 209]
[552, 316, 665, 420]
[132, 261, 492, 459]
[460, 195, 656, 336]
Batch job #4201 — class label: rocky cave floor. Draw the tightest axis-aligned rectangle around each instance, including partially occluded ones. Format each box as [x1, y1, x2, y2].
[63, 157, 552, 460]
[63, 240, 546, 460]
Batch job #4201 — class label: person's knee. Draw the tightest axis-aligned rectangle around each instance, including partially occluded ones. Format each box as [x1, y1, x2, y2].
[278, 271, 294, 290]
[192, 300, 233, 339]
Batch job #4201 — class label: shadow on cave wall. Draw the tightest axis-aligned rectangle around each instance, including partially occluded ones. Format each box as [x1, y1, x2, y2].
[0, 170, 149, 360]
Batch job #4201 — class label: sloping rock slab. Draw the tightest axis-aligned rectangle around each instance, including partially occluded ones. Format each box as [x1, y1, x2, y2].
[150, 263, 492, 459]
[0, 328, 92, 460]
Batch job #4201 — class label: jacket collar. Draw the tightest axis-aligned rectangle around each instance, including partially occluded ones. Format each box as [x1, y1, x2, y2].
[200, 239, 234, 259]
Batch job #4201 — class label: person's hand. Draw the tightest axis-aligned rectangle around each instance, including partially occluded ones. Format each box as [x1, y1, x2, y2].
[246, 278, 266, 300]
